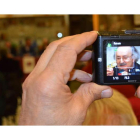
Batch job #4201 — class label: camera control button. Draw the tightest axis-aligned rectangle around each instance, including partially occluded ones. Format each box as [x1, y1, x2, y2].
[110, 35, 119, 38]
[98, 58, 102, 62]
[125, 30, 140, 34]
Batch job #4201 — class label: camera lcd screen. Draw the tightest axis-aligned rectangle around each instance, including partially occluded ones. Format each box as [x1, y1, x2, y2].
[104, 40, 140, 84]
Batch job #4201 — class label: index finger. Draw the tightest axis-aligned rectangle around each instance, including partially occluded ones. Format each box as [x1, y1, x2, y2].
[45, 31, 97, 83]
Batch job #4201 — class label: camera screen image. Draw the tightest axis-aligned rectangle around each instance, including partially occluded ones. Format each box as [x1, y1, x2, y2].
[94, 32, 140, 84]
[106, 45, 140, 77]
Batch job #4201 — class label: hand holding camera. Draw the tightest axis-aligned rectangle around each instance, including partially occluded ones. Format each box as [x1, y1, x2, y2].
[19, 31, 113, 125]
[18, 30, 140, 125]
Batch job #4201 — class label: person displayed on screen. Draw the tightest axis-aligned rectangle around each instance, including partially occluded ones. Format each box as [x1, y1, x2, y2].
[107, 46, 140, 76]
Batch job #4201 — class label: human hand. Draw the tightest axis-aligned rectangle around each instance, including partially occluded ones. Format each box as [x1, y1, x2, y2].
[135, 86, 140, 98]
[19, 31, 113, 125]
[107, 67, 114, 76]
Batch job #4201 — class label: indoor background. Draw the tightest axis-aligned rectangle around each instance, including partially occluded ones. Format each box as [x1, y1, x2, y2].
[0, 14, 140, 125]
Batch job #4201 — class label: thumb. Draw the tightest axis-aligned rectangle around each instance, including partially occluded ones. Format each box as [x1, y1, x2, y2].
[74, 83, 113, 108]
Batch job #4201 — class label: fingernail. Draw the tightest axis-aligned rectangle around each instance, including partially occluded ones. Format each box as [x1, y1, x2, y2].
[134, 92, 137, 97]
[101, 89, 112, 98]
[88, 73, 92, 78]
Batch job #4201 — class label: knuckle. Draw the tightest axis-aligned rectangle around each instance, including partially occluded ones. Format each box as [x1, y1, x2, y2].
[46, 40, 59, 50]
[57, 40, 72, 49]
[22, 77, 32, 90]
[57, 43, 77, 56]
[79, 83, 101, 100]
[57, 43, 68, 50]
[48, 40, 58, 47]
[22, 82, 25, 90]
[80, 83, 95, 94]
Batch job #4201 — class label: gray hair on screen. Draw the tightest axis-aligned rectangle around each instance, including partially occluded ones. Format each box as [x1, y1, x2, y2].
[131, 46, 139, 62]
[114, 46, 139, 62]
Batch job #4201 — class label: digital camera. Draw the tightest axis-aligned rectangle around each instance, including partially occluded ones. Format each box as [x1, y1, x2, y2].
[93, 30, 140, 85]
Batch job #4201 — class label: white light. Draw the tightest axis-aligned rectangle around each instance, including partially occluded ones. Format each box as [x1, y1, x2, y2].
[57, 32, 63, 38]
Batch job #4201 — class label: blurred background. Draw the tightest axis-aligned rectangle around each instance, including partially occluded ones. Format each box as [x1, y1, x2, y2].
[0, 14, 140, 125]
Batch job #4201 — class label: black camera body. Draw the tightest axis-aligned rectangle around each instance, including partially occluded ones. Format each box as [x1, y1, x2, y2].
[93, 30, 140, 85]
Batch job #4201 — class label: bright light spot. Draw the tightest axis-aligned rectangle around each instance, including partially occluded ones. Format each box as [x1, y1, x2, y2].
[57, 32, 63, 38]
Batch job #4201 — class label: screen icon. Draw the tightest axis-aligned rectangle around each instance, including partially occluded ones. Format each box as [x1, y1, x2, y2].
[107, 43, 112, 47]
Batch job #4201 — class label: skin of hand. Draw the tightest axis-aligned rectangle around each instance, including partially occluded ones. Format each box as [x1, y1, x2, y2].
[107, 68, 114, 76]
[18, 31, 113, 125]
[135, 87, 140, 98]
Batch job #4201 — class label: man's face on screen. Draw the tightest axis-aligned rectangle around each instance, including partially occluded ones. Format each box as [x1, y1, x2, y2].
[116, 46, 134, 71]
